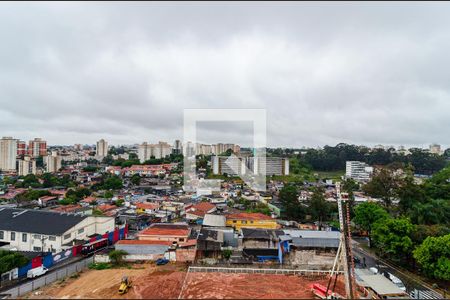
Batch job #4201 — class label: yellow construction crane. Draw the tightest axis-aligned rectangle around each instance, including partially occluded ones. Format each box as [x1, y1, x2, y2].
[118, 275, 132, 295]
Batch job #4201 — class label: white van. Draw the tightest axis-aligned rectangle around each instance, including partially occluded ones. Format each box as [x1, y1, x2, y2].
[27, 266, 48, 279]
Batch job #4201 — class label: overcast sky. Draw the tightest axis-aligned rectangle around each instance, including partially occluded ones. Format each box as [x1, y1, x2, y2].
[1, 2, 449, 148]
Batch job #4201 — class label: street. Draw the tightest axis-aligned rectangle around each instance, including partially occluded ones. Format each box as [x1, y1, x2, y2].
[352, 238, 446, 299]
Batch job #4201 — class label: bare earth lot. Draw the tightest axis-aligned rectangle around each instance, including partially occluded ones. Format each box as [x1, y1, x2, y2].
[23, 264, 345, 299]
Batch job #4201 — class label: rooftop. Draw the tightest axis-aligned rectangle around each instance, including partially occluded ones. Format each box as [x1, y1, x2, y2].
[139, 223, 190, 237]
[226, 212, 273, 221]
[0, 208, 86, 235]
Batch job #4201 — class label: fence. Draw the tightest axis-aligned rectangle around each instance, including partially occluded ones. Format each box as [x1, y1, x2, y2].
[188, 266, 344, 276]
[2, 257, 93, 298]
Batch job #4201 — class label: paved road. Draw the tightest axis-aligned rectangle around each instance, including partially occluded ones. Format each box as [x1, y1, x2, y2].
[352, 238, 447, 298]
[0, 255, 84, 292]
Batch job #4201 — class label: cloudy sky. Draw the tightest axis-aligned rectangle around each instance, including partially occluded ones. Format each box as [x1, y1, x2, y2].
[1, 2, 450, 148]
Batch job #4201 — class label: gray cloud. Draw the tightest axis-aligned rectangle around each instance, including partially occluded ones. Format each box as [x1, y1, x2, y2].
[0, 2, 449, 148]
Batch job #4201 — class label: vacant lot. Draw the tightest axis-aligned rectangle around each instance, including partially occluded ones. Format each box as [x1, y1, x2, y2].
[23, 263, 187, 299]
[24, 265, 345, 299]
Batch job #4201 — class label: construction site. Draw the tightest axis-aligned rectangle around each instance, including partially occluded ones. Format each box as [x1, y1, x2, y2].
[22, 263, 348, 299]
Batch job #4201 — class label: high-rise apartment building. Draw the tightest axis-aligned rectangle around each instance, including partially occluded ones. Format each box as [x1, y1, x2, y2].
[17, 156, 37, 176]
[17, 140, 26, 157]
[45, 151, 62, 173]
[173, 140, 182, 155]
[345, 161, 373, 182]
[211, 155, 289, 176]
[138, 141, 172, 163]
[28, 138, 47, 157]
[0, 137, 18, 172]
[96, 139, 109, 159]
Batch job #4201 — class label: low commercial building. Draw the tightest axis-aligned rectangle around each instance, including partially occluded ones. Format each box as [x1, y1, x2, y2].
[226, 213, 277, 230]
[0, 208, 115, 252]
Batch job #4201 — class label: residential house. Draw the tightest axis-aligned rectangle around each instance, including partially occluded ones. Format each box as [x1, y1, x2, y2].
[185, 202, 217, 220]
[137, 223, 190, 244]
[38, 196, 59, 207]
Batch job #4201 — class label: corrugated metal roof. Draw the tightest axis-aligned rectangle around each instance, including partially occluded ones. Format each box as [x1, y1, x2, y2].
[291, 237, 339, 248]
[202, 214, 226, 227]
[359, 274, 406, 296]
[283, 229, 340, 239]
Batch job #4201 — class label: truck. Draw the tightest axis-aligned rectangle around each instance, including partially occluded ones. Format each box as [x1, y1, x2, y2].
[27, 266, 48, 279]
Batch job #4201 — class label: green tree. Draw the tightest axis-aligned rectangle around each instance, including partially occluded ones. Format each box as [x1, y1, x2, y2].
[279, 185, 305, 221]
[104, 190, 114, 199]
[308, 187, 330, 230]
[0, 250, 30, 274]
[362, 168, 399, 207]
[372, 217, 414, 261]
[409, 199, 450, 225]
[222, 249, 232, 260]
[353, 202, 389, 247]
[130, 174, 141, 185]
[396, 176, 427, 214]
[108, 250, 128, 266]
[413, 234, 450, 281]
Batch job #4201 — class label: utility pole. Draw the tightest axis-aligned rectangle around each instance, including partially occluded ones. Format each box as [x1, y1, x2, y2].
[41, 236, 48, 257]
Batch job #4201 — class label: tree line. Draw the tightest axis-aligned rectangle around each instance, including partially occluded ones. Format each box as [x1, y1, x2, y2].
[268, 143, 449, 174]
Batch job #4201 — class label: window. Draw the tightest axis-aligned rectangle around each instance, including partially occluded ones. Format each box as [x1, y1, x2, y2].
[48, 236, 56, 241]
[0, 231, 4, 240]
[51, 248, 56, 253]
[33, 246, 42, 252]
[11, 232, 15, 241]
[33, 234, 41, 239]
[22, 233, 27, 242]
[232, 220, 237, 223]
[64, 233, 71, 240]
[78, 228, 84, 234]
[179, 238, 185, 242]
[242, 221, 247, 224]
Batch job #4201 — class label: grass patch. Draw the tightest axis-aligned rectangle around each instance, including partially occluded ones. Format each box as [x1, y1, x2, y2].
[88, 262, 111, 270]
[313, 170, 345, 180]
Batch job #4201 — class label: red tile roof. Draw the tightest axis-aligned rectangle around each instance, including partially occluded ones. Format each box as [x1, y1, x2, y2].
[191, 202, 216, 212]
[97, 204, 117, 212]
[39, 196, 57, 202]
[136, 202, 159, 210]
[81, 196, 96, 203]
[226, 212, 273, 221]
[139, 224, 189, 237]
[179, 239, 197, 248]
[52, 204, 82, 212]
[116, 240, 173, 246]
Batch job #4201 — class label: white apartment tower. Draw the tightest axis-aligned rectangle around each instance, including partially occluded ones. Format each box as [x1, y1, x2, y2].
[345, 161, 373, 182]
[96, 139, 109, 159]
[45, 151, 62, 173]
[0, 137, 18, 172]
[17, 156, 37, 176]
[138, 141, 172, 163]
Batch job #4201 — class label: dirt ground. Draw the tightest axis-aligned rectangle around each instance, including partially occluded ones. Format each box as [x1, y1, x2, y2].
[24, 263, 187, 299]
[24, 265, 346, 299]
[180, 273, 346, 299]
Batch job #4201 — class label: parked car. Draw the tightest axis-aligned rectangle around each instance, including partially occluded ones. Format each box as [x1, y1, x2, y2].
[27, 266, 48, 279]
[155, 258, 169, 266]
